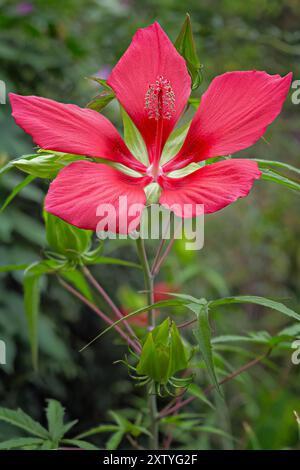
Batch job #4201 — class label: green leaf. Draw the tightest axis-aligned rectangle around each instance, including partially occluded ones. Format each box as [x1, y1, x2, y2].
[24, 267, 42, 370]
[105, 430, 124, 450]
[61, 270, 94, 302]
[160, 122, 190, 165]
[85, 256, 141, 270]
[87, 91, 115, 112]
[209, 296, 300, 322]
[61, 438, 100, 450]
[46, 399, 66, 443]
[0, 154, 37, 180]
[0, 407, 49, 438]
[24, 260, 62, 369]
[0, 437, 43, 450]
[0, 174, 35, 213]
[44, 212, 92, 260]
[121, 108, 149, 165]
[75, 424, 119, 440]
[191, 303, 221, 394]
[260, 168, 300, 193]
[188, 384, 215, 409]
[174, 14, 202, 89]
[87, 76, 113, 91]
[0, 263, 29, 273]
[254, 158, 300, 175]
[13, 153, 64, 178]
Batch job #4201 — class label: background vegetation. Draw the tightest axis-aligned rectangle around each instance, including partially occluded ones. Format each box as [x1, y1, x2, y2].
[0, 0, 299, 449]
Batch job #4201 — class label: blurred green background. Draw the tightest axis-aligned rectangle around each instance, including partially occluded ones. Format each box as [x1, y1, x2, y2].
[0, 0, 299, 450]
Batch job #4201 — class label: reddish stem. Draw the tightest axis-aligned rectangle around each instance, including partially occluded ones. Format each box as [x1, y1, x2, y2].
[59, 278, 141, 354]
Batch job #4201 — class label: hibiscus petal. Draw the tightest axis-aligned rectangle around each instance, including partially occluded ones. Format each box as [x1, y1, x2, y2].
[107, 22, 191, 163]
[45, 161, 151, 233]
[158, 159, 261, 216]
[9, 93, 145, 172]
[163, 71, 292, 172]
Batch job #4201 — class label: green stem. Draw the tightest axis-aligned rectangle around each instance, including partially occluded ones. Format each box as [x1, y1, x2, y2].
[135, 237, 159, 450]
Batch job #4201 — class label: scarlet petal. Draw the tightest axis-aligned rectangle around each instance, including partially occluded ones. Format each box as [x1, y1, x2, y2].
[163, 71, 292, 172]
[158, 159, 261, 216]
[107, 22, 191, 162]
[45, 161, 151, 233]
[9, 93, 145, 172]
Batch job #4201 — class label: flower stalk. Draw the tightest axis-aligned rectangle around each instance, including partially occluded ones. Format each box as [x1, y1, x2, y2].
[135, 237, 159, 449]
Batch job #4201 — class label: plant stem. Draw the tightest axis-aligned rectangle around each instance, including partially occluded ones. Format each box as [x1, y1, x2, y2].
[58, 277, 140, 354]
[135, 237, 159, 450]
[82, 266, 140, 347]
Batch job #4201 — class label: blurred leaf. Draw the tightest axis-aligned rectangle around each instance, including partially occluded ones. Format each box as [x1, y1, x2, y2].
[190, 303, 221, 394]
[24, 259, 62, 368]
[175, 14, 202, 89]
[0, 263, 29, 273]
[24, 266, 42, 370]
[188, 384, 215, 409]
[0, 407, 49, 438]
[61, 270, 94, 302]
[0, 174, 35, 213]
[122, 108, 148, 166]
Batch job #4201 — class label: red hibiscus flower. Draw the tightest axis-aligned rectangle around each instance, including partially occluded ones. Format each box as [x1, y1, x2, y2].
[9, 23, 292, 233]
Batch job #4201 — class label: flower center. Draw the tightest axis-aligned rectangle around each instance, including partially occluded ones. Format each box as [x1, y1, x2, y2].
[146, 163, 163, 180]
[145, 76, 175, 120]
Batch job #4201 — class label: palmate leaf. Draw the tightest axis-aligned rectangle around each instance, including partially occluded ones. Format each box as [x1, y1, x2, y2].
[0, 407, 49, 439]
